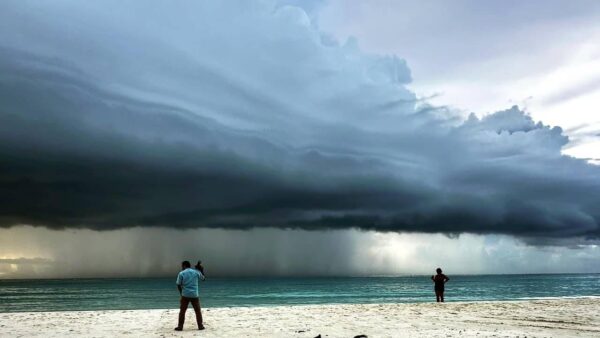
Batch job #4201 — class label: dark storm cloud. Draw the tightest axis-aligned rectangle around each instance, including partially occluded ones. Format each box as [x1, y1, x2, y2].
[0, 0, 599, 242]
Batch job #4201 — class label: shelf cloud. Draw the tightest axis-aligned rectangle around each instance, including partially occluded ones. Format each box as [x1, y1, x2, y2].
[0, 0, 599, 243]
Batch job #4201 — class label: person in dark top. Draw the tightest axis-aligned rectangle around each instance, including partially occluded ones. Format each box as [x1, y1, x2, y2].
[431, 268, 449, 302]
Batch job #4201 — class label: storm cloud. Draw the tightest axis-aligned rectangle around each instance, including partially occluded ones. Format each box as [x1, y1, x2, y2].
[0, 0, 599, 242]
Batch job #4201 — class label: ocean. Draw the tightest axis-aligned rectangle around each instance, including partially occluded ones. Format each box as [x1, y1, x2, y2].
[0, 274, 598, 313]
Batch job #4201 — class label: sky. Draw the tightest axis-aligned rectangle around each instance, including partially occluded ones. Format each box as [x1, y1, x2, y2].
[0, 0, 599, 278]
[319, 0, 600, 161]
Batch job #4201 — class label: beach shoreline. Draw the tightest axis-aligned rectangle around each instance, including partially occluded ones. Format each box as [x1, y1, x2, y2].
[1, 298, 598, 337]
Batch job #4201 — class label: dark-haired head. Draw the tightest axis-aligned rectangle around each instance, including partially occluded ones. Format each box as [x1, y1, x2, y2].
[436, 268, 442, 274]
[182, 261, 191, 269]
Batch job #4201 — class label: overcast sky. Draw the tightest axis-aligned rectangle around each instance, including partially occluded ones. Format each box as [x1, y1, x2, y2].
[0, 0, 599, 278]
[319, 0, 600, 161]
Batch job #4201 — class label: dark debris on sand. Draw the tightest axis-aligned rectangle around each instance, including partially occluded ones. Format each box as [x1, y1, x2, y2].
[313, 335, 367, 338]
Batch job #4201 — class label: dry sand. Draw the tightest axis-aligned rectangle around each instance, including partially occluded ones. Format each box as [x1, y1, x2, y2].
[0, 298, 598, 337]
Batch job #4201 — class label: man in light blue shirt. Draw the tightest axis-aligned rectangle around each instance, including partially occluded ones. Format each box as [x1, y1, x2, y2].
[174, 261, 206, 331]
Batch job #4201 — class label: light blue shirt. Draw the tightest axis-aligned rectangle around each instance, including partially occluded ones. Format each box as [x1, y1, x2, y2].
[176, 268, 205, 298]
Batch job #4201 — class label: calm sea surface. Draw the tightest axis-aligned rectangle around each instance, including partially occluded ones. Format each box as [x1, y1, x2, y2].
[0, 274, 598, 312]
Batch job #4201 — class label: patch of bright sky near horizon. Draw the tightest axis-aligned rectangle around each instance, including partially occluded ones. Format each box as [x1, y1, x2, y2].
[0, 227, 599, 278]
[318, 0, 600, 163]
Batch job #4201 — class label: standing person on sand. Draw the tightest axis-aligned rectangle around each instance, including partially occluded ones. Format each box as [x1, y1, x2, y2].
[175, 261, 206, 331]
[431, 268, 449, 302]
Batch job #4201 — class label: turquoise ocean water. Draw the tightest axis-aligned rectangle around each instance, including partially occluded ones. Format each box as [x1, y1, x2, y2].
[0, 274, 598, 312]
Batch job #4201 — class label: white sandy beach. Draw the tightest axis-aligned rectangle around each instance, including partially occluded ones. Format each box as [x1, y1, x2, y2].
[0, 298, 598, 337]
